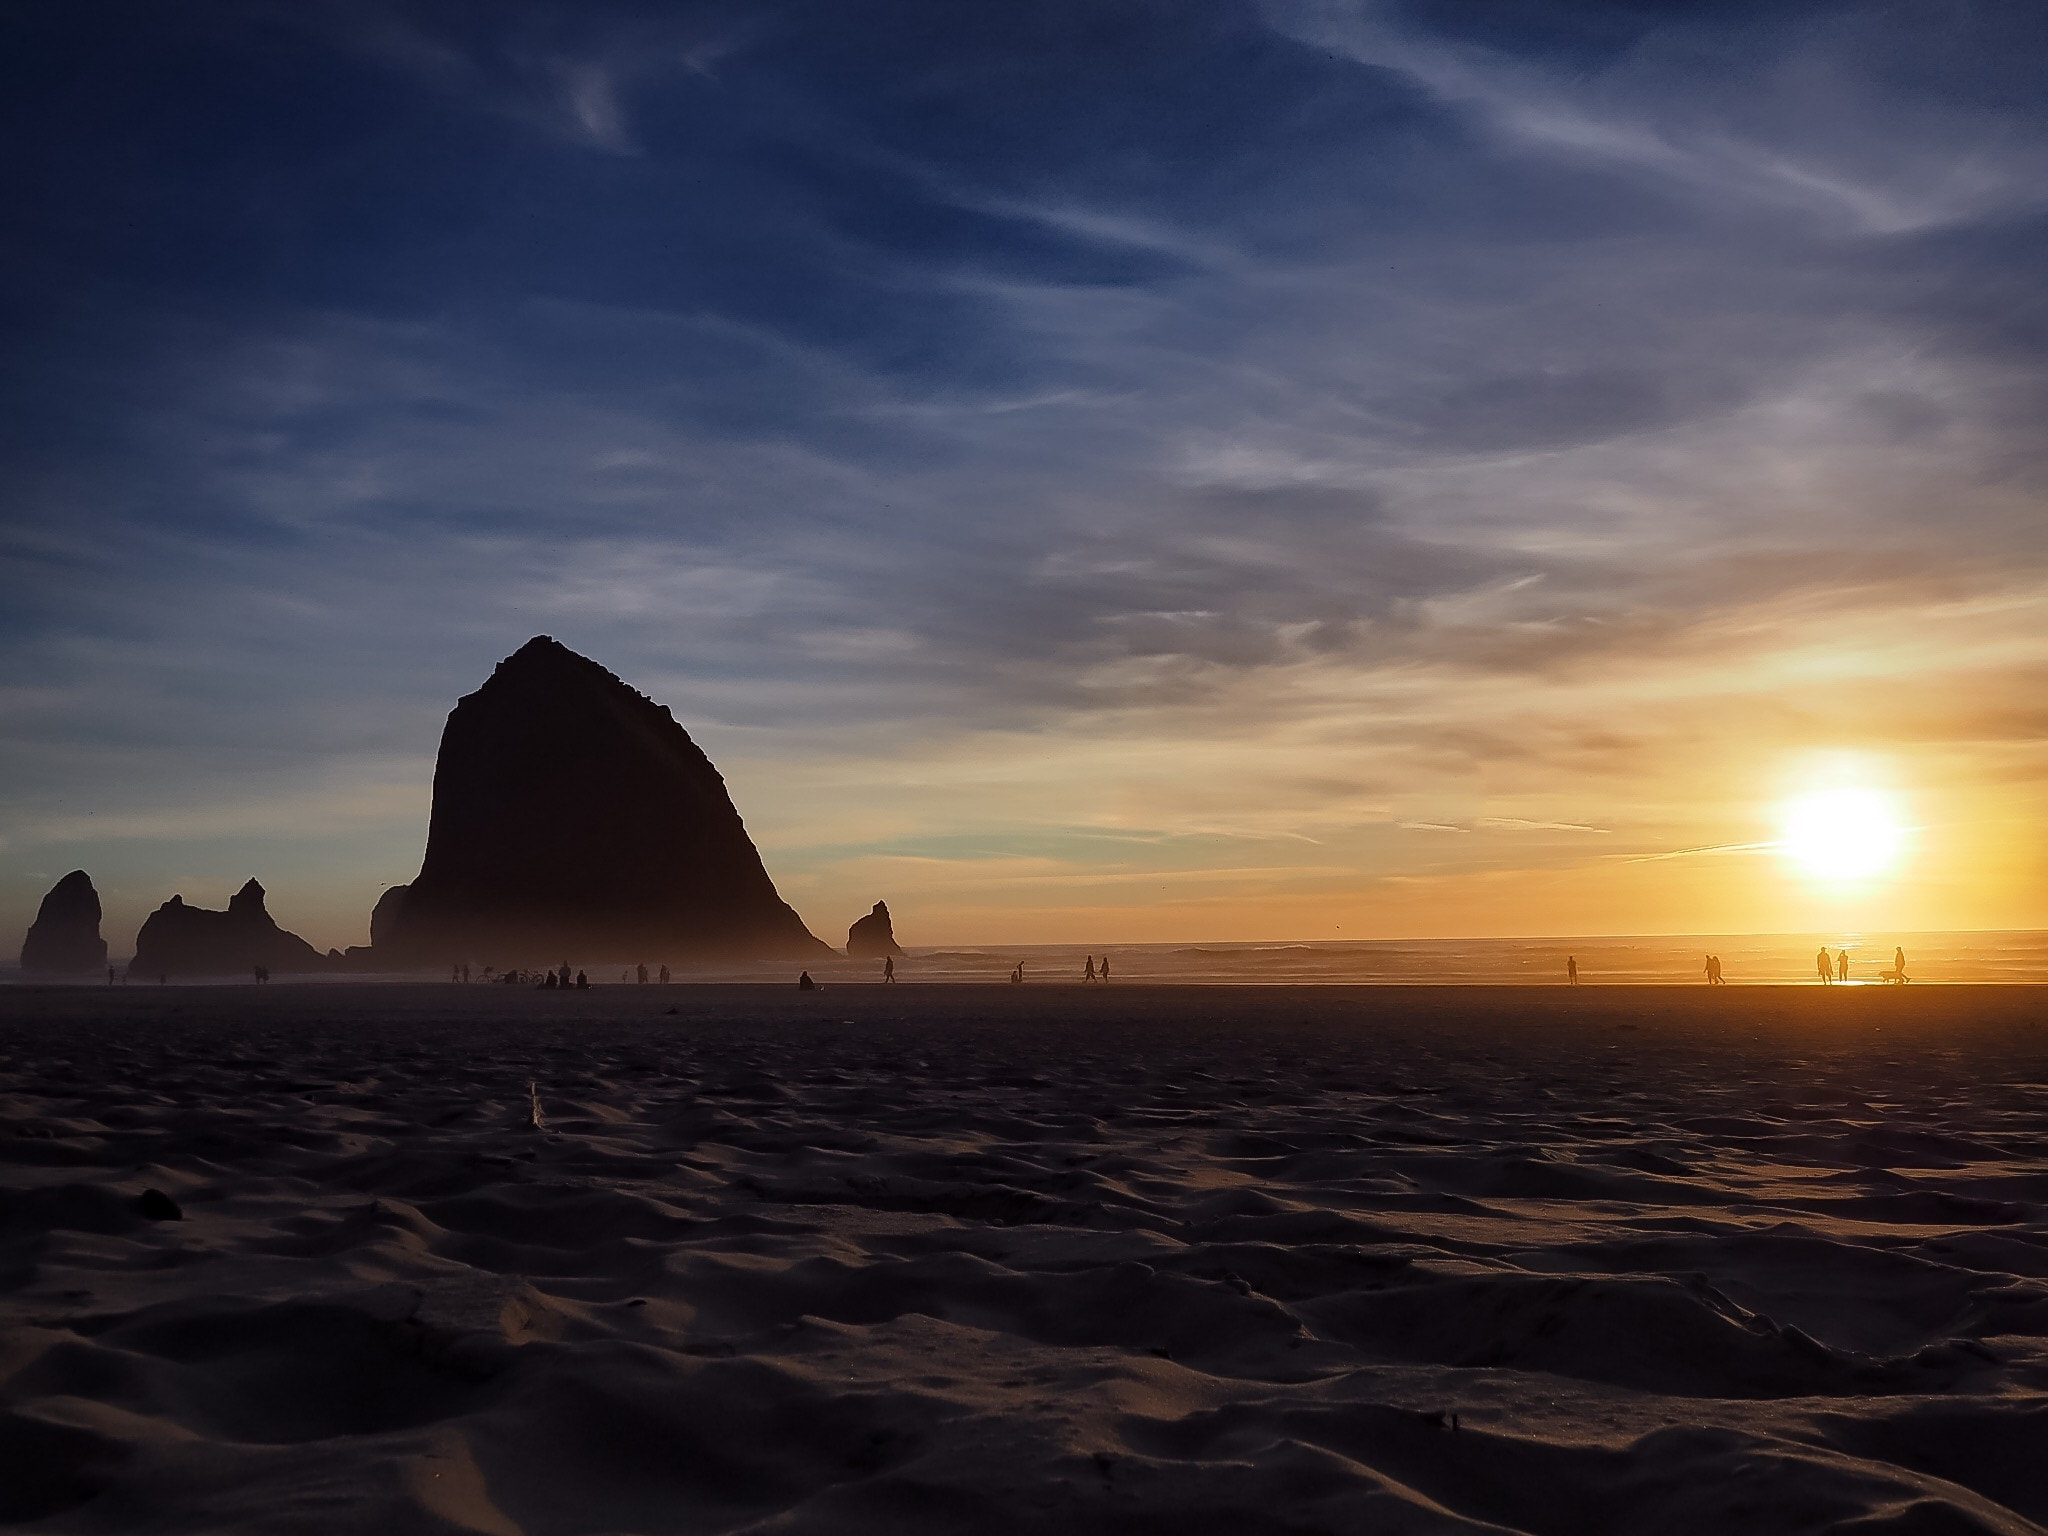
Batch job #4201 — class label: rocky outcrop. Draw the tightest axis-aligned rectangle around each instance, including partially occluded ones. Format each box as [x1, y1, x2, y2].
[382, 637, 828, 966]
[20, 871, 109, 974]
[128, 879, 324, 979]
[846, 901, 903, 958]
[369, 885, 409, 950]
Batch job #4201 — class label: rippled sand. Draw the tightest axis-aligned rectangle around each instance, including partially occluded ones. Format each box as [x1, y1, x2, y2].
[3, 983, 2046, 1534]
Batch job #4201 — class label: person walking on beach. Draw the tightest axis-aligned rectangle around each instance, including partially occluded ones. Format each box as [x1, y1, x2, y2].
[1100, 955, 1110, 981]
[883, 956, 896, 983]
[1891, 945, 1909, 984]
[1566, 955, 1578, 986]
[1084, 955, 1096, 983]
[659, 964, 670, 984]
[1704, 954, 1724, 985]
[636, 963, 648, 984]
[1816, 946, 1834, 984]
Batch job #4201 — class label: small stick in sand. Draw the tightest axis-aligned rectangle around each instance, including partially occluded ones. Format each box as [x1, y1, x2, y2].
[529, 1078, 547, 1132]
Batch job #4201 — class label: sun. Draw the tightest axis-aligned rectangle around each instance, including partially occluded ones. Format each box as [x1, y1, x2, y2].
[1778, 786, 1906, 882]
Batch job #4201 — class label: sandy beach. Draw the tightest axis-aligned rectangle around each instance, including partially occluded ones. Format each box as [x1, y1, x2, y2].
[3, 982, 2046, 1534]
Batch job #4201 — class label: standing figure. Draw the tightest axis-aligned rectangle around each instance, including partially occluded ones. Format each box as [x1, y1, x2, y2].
[659, 964, 670, 984]
[1566, 955, 1578, 986]
[1837, 950, 1849, 982]
[1816, 946, 1834, 984]
[637, 963, 648, 984]
[1085, 955, 1096, 983]
[883, 956, 896, 983]
[1101, 955, 1110, 981]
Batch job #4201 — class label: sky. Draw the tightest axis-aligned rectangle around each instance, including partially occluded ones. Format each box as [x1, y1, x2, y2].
[5, 0, 2048, 956]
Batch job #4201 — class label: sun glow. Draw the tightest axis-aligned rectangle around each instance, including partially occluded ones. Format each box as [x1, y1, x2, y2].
[1779, 786, 1907, 883]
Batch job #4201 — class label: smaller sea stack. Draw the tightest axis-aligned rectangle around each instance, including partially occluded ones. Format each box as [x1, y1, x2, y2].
[20, 870, 109, 974]
[128, 879, 324, 979]
[846, 900, 904, 958]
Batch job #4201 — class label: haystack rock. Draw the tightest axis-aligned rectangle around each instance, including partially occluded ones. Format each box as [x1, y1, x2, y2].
[20, 870, 109, 974]
[382, 637, 829, 965]
[128, 879, 324, 979]
[846, 900, 903, 958]
[369, 884, 409, 949]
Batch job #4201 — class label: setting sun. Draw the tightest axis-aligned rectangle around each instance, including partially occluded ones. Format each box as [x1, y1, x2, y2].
[1779, 786, 1907, 883]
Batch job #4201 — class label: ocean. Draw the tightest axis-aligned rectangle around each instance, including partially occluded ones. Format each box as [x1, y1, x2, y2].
[688, 931, 2048, 986]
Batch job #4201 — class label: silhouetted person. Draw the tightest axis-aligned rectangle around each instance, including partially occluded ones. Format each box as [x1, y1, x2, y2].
[107, 966, 115, 986]
[1889, 945, 1909, 984]
[1837, 950, 1849, 982]
[1704, 954, 1724, 985]
[1816, 946, 1833, 984]
[883, 956, 895, 982]
[1101, 955, 1110, 981]
[1085, 955, 1096, 982]
[637, 963, 648, 984]
[542, 970, 557, 989]
[1566, 955, 1578, 985]
[1010, 963, 1024, 984]
[659, 964, 670, 984]
[452, 963, 461, 982]
[798, 970, 816, 991]
[557, 963, 572, 989]
[575, 970, 588, 989]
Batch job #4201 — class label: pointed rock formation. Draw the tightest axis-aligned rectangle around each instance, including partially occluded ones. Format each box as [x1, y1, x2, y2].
[128, 879, 324, 979]
[846, 900, 903, 959]
[383, 637, 828, 965]
[20, 871, 109, 974]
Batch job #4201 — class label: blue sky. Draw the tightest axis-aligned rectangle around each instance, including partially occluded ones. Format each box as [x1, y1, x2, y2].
[6, 0, 2048, 953]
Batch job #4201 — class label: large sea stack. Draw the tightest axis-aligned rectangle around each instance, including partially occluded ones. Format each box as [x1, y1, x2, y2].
[383, 637, 828, 966]
[846, 900, 904, 958]
[20, 870, 109, 974]
[128, 880, 324, 979]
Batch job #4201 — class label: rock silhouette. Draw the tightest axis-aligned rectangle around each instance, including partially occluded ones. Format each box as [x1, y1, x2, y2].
[20, 870, 109, 974]
[846, 900, 904, 959]
[369, 884, 409, 950]
[128, 879, 324, 979]
[382, 637, 828, 965]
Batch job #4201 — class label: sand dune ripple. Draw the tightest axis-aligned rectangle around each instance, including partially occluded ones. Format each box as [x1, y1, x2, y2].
[3, 984, 2046, 1533]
